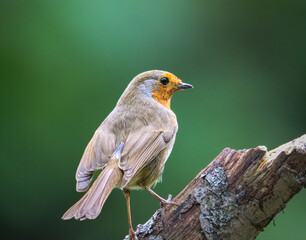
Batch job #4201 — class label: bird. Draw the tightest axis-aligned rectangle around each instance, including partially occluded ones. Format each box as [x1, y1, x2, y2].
[62, 70, 193, 239]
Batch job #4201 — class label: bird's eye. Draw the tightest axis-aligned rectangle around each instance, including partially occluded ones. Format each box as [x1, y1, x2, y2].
[160, 77, 169, 86]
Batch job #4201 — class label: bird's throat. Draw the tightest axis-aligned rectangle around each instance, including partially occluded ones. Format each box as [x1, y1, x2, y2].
[152, 91, 172, 109]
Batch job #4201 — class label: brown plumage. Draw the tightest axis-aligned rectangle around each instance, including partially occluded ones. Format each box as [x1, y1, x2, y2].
[62, 70, 193, 239]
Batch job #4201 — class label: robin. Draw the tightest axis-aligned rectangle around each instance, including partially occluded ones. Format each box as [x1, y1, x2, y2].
[62, 70, 193, 239]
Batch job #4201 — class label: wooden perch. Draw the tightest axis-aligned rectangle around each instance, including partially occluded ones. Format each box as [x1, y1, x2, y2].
[126, 134, 306, 240]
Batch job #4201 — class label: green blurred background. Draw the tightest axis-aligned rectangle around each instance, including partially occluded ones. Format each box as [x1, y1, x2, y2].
[1, 0, 305, 239]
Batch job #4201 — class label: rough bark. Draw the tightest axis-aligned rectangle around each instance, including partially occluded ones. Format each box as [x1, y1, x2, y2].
[125, 134, 306, 240]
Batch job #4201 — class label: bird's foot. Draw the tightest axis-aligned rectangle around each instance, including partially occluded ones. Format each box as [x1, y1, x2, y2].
[129, 228, 139, 240]
[144, 187, 180, 228]
[159, 194, 180, 228]
[160, 194, 180, 209]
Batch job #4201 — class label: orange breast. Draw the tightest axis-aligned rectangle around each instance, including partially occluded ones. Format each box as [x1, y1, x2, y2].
[152, 91, 172, 109]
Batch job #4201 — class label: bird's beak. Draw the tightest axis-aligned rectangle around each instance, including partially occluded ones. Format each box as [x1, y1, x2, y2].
[176, 82, 193, 90]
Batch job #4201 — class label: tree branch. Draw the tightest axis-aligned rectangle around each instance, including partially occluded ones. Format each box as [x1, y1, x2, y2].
[126, 134, 306, 240]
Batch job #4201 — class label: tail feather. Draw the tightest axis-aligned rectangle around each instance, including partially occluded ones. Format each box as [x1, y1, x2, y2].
[62, 165, 122, 220]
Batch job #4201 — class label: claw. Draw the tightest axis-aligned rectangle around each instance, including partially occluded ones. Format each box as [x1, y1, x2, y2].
[129, 229, 138, 240]
[160, 194, 180, 208]
[144, 187, 180, 227]
[159, 194, 180, 228]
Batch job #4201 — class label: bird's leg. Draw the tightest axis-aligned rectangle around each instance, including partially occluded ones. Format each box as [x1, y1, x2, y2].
[123, 189, 138, 240]
[145, 186, 180, 208]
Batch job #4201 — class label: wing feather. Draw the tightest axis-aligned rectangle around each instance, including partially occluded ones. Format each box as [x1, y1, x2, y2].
[75, 127, 116, 192]
[119, 124, 177, 189]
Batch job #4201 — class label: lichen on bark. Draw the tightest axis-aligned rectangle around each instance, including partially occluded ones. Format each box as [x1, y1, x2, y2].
[194, 164, 239, 239]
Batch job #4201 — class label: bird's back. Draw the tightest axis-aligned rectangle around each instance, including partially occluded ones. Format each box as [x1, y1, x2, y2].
[104, 97, 178, 144]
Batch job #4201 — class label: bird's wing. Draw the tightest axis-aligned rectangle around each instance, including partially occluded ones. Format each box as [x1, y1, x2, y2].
[75, 126, 116, 192]
[119, 123, 177, 189]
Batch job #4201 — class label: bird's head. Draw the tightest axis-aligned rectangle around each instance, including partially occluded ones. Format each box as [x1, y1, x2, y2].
[119, 70, 193, 109]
